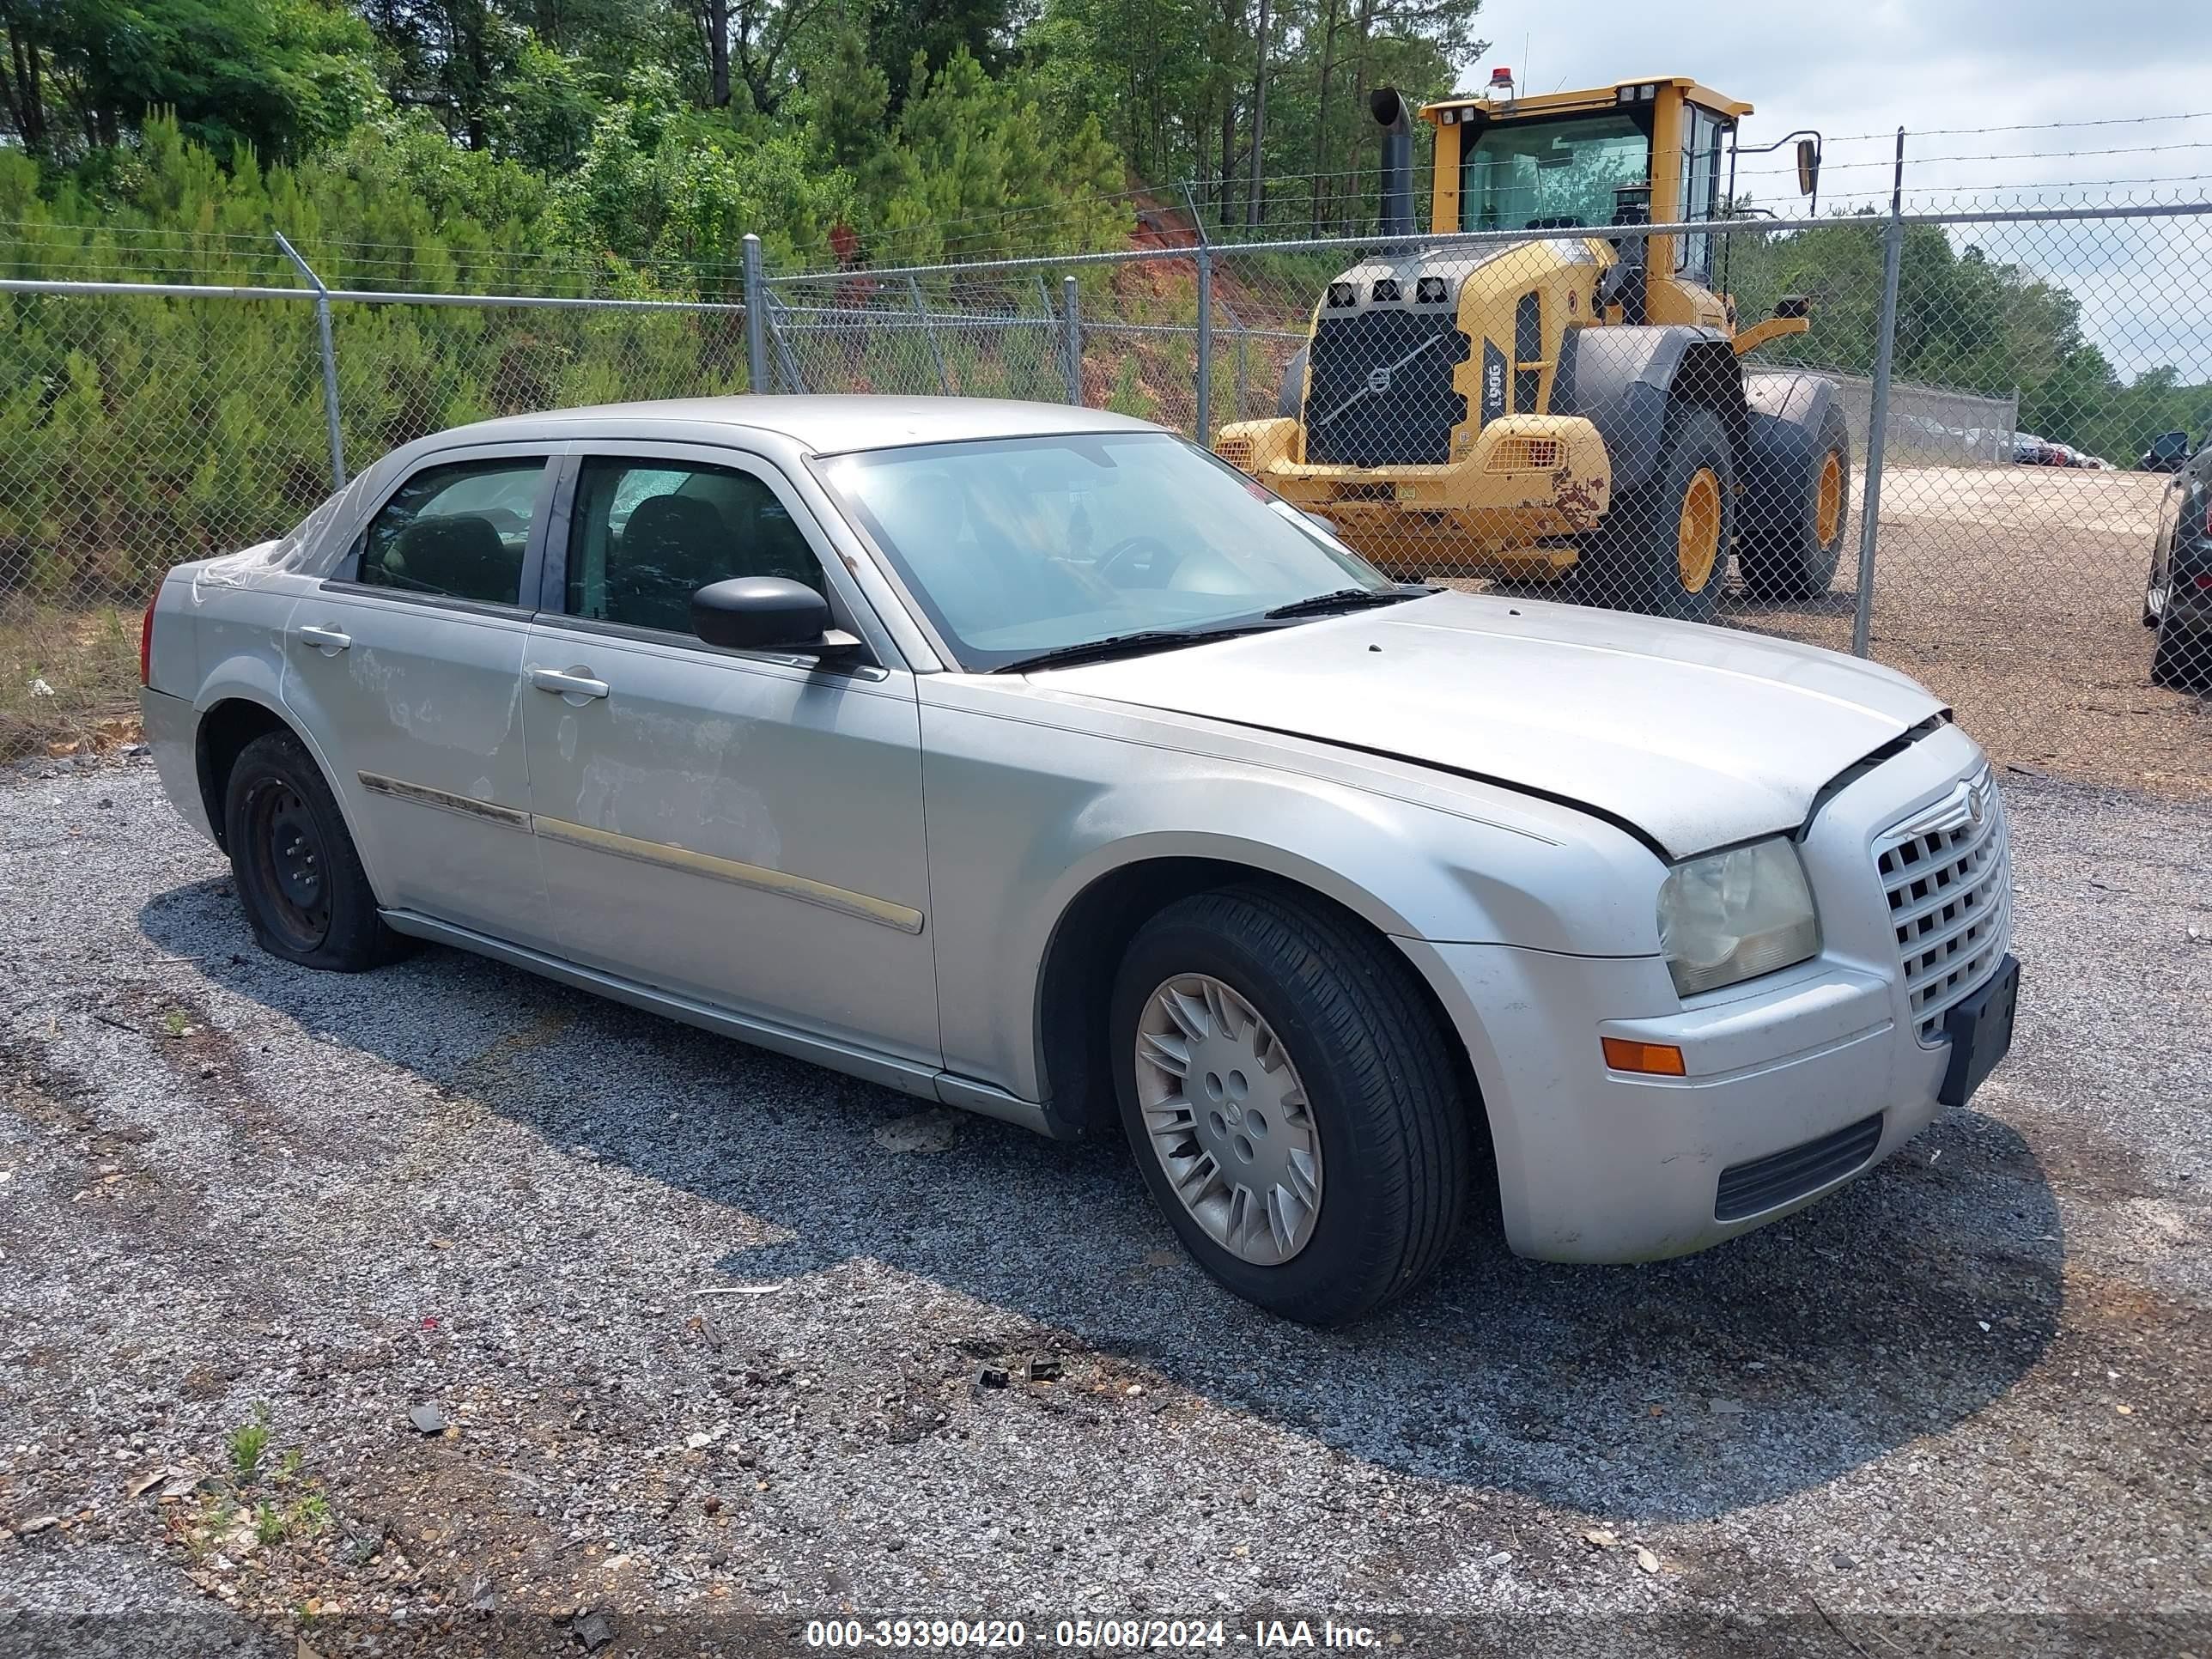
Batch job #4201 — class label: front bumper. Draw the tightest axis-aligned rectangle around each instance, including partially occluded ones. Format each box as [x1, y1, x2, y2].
[1213, 414, 1613, 571]
[1399, 721, 2012, 1263]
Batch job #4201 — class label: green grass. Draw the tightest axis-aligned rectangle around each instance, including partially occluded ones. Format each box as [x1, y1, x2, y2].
[227, 1405, 272, 1485]
[0, 598, 140, 761]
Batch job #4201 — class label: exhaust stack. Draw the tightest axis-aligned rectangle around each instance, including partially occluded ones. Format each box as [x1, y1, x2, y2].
[1370, 87, 1413, 238]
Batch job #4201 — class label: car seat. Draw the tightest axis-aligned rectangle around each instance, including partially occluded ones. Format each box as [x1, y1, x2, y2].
[380, 514, 521, 604]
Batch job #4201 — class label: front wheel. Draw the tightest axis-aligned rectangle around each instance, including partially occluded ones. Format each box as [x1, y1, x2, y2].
[1109, 885, 1473, 1326]
[1575, 404, 1736, 622]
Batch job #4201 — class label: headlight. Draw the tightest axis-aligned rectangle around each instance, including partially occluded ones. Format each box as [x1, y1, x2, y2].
[1656, 836, 1820, 997]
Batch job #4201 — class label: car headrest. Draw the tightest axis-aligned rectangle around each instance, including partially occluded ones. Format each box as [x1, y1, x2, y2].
[388, 514, 516, 602]
[623, 495, 726, 575]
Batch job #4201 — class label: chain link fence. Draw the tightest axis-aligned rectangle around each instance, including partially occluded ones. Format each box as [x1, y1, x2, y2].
[0, 270, 750, 754]
[5, 202, 2209, 794]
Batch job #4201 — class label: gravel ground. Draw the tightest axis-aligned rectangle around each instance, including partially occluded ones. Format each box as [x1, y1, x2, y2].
[0, 756, 2207, 1657]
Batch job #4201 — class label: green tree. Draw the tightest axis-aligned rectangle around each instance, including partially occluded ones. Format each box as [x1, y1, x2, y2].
[1, 0, 380, 161]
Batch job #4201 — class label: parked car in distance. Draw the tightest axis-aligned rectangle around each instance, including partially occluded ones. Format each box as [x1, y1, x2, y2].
[2141, 429, 2198, 473]
[2145, 440, 2212, 692]
[139, 397, 2022, 1325]
[2014, 434, 2057, 466]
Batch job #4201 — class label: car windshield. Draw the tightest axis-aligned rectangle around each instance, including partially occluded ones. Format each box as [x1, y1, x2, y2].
[818, 432, 1394, 671]
[1461, 111, 1653, 231]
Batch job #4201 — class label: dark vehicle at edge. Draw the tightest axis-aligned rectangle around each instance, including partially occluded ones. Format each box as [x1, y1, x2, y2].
[2146, 434, 2212, 690]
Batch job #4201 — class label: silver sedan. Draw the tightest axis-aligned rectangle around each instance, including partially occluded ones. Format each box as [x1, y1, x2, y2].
[140, 397, 2019, 1324]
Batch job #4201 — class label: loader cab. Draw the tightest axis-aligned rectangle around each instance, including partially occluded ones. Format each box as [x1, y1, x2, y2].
[1425, 77, 1751, 330]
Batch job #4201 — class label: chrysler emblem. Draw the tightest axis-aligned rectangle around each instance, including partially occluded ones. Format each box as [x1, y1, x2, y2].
[1367, 366, 1393, 393]
[1967, 782, 1987, 825]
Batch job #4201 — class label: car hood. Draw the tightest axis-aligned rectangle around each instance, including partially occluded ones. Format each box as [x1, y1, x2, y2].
[1029, 592, 1947, 859]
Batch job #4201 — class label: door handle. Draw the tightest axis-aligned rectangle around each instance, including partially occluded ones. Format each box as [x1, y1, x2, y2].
[295, 623, 351, 653]
[529, 665, 610, 701]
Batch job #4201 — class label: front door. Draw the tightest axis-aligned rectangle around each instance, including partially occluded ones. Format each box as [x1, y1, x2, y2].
[519, 444, 938, 1066]
[281, 446, 559, 948]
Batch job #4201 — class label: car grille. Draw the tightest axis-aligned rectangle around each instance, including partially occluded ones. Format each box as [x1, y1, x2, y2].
[1303, 310, 1470, 466]
[1875, 770, 2012, 1043]
[1715, 1113, 1884, 1222]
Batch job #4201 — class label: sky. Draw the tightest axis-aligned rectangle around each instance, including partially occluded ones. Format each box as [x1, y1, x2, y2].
[1456, 0, 2212, 378]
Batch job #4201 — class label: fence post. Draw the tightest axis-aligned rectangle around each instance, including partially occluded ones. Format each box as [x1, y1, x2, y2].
[275, 233, 344, 489]
[1061, 276, 1083, 404]
[742, 234, 769, 393]
[908, 275, 951, 394]
[1850, 130, 1907, 659]
[1194, 243, 1214, 442]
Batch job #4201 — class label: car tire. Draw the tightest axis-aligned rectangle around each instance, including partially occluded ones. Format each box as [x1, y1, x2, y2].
[2151, 617, 2209, 692]
[1739, 402, 1851, 602]
[1575, 404, 1735, 623]
[1109, 884, 1473, 1327]
[223, 729, 411, 972]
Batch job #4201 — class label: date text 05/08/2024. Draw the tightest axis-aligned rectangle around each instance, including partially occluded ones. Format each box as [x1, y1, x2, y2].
[803, 1618, 1382, 1650]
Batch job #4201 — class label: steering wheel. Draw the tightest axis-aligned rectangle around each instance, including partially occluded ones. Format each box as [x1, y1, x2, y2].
[1097, 534, 1184, 588]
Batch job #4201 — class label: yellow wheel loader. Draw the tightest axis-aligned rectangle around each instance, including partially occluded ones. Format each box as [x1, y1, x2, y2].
[1212, 74, 1850, 622]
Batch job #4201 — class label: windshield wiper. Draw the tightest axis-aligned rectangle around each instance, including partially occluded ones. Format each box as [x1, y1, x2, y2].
[1263, 584, 1435, 620]
[993, 626, 1268, 674]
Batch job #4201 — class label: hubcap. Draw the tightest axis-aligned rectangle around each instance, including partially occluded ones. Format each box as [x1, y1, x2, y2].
[1133, 973, 1322, 1266]
[250, 781, 331, 947]
[1677, 466, 1723, 593]
[1815, 449, 1845, 545]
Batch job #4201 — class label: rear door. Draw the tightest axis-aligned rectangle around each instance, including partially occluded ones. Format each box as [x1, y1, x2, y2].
[518, 442, 938, 1065]
[281, 444, 560, 948]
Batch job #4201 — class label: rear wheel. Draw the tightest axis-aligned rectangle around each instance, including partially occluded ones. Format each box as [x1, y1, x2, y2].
[1740, 401, 1851, 602]
[1576, 405, 1736, 623]
[1110, 885, 1472, 1326]
[224, 730, 410, 971]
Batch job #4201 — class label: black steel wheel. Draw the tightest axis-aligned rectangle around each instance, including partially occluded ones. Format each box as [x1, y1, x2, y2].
[223, 728, 411, 972]
[243, 775, 333, 951]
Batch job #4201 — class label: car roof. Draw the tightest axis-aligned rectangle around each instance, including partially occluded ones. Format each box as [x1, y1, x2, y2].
[434, 396, 1164, 455]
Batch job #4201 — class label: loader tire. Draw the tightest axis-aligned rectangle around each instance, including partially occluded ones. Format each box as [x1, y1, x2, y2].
[1739, 400, 1851, 602]
[1574, 405, 1735, 623]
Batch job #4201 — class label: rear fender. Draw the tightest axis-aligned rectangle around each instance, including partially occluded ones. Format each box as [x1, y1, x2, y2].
[1741, 368, 1842, 496]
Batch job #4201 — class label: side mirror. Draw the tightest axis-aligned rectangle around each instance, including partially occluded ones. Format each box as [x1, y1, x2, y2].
[690, 576, 860, 659]
[1795, 137, 1820, 198]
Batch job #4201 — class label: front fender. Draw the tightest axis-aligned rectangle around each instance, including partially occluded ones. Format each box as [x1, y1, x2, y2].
[1553, 324, 1744, 493]
[919, 678, 1662, 1102]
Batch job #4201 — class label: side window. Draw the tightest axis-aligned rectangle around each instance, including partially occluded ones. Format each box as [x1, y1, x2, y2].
[566, 456, 824, 635]
[359, 458, 544, 605]
[1676, 109, 1723, 280]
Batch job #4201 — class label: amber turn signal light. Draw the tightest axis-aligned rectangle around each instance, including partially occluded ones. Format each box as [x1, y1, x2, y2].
[1601, 1036, 1687, 1076]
